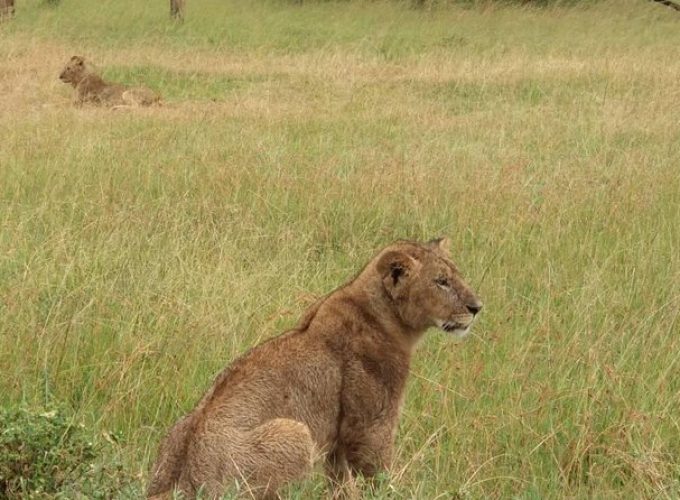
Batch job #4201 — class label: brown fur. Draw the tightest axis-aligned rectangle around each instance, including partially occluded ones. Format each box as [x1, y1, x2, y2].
[147, 238, 483, 499]
[59, 55, 160, 107]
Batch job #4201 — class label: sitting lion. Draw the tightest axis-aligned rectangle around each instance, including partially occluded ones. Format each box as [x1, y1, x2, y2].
[147, 238, 483, 499]
[59, 55, 160, 107]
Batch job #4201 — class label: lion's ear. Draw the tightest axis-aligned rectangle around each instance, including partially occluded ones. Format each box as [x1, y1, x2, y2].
[427, 237, 450, 256]
[377, 250, 417, 299]
[71, 56, 84, 65]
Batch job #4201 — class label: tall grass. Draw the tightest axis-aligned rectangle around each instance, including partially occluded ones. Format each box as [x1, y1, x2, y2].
[1, 0, 679, 497]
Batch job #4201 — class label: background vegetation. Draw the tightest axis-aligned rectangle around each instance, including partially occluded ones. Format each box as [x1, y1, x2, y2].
[1, 0, 679, 497]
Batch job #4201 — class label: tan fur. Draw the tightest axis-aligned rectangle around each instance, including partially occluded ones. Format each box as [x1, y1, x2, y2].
[59, 55, 160, 107]
[147, 238, 483, 499]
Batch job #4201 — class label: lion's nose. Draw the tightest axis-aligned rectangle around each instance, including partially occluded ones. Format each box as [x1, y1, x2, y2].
[466, 301, 483, 316]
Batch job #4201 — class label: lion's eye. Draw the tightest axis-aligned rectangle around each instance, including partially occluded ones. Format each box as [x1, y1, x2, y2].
[435, 277, 450, 288]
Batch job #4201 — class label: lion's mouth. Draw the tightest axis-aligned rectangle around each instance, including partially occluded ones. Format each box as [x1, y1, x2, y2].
[436, 319, 473, 338]
[441, 321, 461, 332]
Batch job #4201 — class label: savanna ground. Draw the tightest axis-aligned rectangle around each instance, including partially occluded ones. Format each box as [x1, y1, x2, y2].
[1, 0, 680, 497]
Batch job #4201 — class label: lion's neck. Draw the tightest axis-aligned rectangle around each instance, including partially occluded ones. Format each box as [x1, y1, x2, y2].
[334, 280, 425, 353]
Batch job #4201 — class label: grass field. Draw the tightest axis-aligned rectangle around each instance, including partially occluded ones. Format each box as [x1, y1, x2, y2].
[1, 0, 680, 497]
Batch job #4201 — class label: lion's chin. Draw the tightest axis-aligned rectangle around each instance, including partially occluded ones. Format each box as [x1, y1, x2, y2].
[449, 327, 471, 339]
[435, 319, 472, 339]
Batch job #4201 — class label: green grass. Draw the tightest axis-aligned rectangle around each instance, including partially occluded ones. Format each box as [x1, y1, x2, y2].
[1, 0, 680, 497]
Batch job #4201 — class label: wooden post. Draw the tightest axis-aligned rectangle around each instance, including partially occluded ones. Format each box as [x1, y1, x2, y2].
[170, 0, 184, 21]
[0, 0, 15, 18]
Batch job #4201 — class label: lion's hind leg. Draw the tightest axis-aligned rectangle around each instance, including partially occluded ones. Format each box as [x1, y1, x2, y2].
[187, 418, 315, 499]
[240, 418, 316, 497]
[122, 88, 161, 107]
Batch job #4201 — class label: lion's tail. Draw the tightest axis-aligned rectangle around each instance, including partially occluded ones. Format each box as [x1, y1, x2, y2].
[147, 413, 195, 498]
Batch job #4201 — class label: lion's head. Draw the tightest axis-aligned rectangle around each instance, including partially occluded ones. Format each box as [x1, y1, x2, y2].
[375, 238, 483, 339]
[59, 55, 87, 85]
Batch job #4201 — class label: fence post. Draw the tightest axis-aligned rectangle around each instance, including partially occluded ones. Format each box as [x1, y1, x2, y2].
[0, 0, 15, 18]
[170, 0, 184, 21]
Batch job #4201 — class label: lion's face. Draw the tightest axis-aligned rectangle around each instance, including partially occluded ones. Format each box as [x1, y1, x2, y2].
[59, 56, 87, 85]
[376, 238, 482, 339]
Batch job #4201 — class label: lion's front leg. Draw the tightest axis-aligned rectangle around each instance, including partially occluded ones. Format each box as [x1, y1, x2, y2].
[325, 448, 360, 500]
[345, 431, 394, 479]
[332, 422, 395, 497]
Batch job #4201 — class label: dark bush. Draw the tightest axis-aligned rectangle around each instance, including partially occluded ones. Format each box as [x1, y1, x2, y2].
[0, 406, 137, 499]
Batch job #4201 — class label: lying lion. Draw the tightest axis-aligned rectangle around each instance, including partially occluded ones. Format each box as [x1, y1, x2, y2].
[59, 55, 160, 107]
[148, 238, 483, 499]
